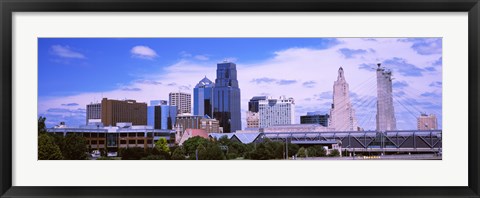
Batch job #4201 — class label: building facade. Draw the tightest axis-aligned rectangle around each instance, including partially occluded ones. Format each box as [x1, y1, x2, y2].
[258, 96, 295, 128]
[101, 98, 147, 126]
[330, 67, 359, 131]
[248, 96, 267, 113]
[200, 116, 222, 133]
[169, 92, 191, 114]
[193, 76, 215, 117]
[154, 105, 177, 130]
[212, 61, 242, 132]
[246, 111, 260, 128]
[175, 114, 203, 133]
[300, 112, 329, 127]
[147, 100, 165, 127]
[417, 113, 438, 130]
[47, 123, 174, 151]
[376, 63, 397, 131]
[86, 103, 101, 124]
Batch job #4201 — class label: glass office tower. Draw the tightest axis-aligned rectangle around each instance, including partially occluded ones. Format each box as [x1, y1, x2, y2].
[193, 76, 215, 118]
[147, 100, 176, 130]
[154, 105, 177, 130]
[212, 61, 241, 132]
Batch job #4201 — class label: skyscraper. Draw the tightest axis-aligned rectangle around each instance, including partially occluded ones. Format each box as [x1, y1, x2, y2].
[258, 96, 295, 128]
[330, 67, 358, 131]
[169, 92, 191, 114]
[213, 61, 241, 132]
[147, 100, 167, 127]
[147, 100, 177, 130]
[376, 63, 396, 131]
[101, 98, 147, 126]
[154, 105, 177, 130]
[193, 76, 215, 117]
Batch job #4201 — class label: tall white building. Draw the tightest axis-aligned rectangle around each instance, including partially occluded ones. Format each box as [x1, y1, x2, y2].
[169, 92, 192, 115]
[258, 96, 295, 128]
[376, 63, 396, 131]
[330, 67, 358, 131]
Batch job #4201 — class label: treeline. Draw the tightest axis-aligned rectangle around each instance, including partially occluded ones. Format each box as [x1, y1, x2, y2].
[38, 117, 89, 160]
[38, 116, 340, 160]
[119, 136, 340, 160]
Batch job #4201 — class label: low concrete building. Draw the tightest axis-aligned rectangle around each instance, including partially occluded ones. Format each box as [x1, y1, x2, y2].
[236, 124, 335, 133]
[47, 122, 174, 151]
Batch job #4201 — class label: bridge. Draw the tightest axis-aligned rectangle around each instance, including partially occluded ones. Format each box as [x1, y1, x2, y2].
[258, 130, 442, 154]
[248, 65, 442, 154]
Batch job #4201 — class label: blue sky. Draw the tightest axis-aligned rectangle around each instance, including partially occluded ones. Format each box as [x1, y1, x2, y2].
[39, 38, 339, 97]
[38, 38, 442, 130]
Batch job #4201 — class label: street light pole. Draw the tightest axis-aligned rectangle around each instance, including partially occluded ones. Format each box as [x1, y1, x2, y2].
[285, 136, 289, 160]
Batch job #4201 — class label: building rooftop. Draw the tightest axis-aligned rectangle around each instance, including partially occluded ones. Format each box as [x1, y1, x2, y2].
[195, 76, 215, 88]
[209, 132, 261, 144]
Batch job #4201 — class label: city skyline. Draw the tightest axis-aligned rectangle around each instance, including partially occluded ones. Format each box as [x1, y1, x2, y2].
[38, 38, 442, 130]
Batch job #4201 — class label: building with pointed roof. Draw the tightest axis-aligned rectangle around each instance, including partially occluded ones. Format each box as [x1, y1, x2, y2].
[329, 67, 359, 131]
[194, 76, 215, 117]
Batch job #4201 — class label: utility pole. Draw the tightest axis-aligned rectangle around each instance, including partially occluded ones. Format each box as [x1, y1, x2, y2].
[285, 137, 289, 160]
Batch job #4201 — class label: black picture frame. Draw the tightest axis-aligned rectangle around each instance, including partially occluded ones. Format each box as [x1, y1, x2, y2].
[1, 0, 479, 197]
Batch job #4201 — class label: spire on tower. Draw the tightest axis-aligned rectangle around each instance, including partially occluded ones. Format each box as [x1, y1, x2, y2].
[337, 66, 345, 81]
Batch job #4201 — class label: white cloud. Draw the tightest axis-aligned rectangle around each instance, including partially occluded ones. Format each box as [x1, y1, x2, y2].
[130, 45, 158, 59]
[51, 45, 86, 59]
[194, 55, 209, 61]
[222, 57, 238, 62]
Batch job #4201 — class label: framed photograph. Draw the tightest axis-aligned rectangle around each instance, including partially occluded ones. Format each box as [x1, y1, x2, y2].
[1, 0, 479, 197]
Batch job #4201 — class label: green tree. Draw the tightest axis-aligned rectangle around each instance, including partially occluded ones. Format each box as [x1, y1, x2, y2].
[217, 136, 247, 159]
[196, 144, 207, 160]
[265, 140, 284, 159]
[120, 147, 147, 160]
[38, 116, 48, 135]
[249, 142, 275, 160]
[182, 136, 208, 157]
[171, 146, 186, 160]
[154, 137, 170, 154]
[297, 147, 306, 158]
[307, 147, 317, 157]
[287, 143, 299, 158]
[59, 134, 88, 160]
[38, 133, 63, 160]
[313, 145, 326, 157]
[203, 141, 226, 160]
[328, 149, 340, 157]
